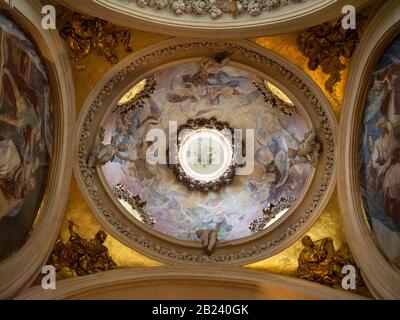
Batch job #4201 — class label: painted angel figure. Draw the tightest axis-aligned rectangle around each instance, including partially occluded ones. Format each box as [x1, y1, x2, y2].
[374, 62, 400, 128]
[383, 149, 400, 227]
[365, 118, 399, 191]
[0, 69, 42, 163]
[0, 139, 24, 220]
[88, 129, 132, 168]
[122, 111, 161, 181]
[191, 52, 230, 85]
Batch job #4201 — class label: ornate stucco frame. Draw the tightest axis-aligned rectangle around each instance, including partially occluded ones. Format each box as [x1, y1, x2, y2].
[168, 117, 237, 193]
[75, 39, 338, 265]
[338, 0, 400, 299]
[0, 1, 75, 298]
[59, 0, 375, 39]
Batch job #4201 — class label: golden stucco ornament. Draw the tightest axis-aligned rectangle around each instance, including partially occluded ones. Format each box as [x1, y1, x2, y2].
[48, 221, 117, 277]
[296, 236, 366, 292]
[59, 13, 132, 70]
[296, 16, 366, 92]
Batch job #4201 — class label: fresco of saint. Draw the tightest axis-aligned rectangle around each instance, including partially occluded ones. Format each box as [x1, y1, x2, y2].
[360, 36, 400, 268]
[0, 15, 52, 261]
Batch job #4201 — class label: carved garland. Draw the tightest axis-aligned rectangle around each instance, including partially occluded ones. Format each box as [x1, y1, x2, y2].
[249, 196, 297, 233]
[168, 117, 238, 193]
[123, 0, 307, 20]
[78, 41, 335, 263]
[253, 78, 298, 116]
[112, 183, 156, 226]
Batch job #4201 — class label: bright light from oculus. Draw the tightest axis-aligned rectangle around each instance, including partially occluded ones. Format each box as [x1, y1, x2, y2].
[178, 128, 233, 182]
[169, 117, 237, 193]
[266, 81, 294, 105]
[117, 79, 148, 106]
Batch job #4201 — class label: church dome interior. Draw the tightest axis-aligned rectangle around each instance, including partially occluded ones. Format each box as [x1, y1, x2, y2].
[101, 63, 314, 242]
[0, 0, 399, 303]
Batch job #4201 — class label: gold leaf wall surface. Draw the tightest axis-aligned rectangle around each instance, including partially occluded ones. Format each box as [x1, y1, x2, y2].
[254, 33, 348, 119]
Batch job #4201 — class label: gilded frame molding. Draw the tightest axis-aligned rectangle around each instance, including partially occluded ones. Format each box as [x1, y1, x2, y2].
[74, 39, 338, 265]
[338, 0, 400, 299]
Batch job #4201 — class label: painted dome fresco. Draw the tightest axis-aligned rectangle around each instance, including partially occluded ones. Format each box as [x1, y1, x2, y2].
[360, 35, 400, 269]
[99, 62, 314, 242]
[0, 14, 52, 262]
[76, 39, 337, 266]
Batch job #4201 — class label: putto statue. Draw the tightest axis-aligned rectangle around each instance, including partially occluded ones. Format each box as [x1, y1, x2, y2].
[296, 236, 366, 292]
[288, 130, 321, 166]
[196, 222, 223, 255]
[133, 0, 306, 20]
[48, 221, 117, 278]
[59, 12, 132, 69]
[296, 14, 366, 92]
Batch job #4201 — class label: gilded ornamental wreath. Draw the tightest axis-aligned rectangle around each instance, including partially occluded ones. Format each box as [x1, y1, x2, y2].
[168, 117, 239, 193]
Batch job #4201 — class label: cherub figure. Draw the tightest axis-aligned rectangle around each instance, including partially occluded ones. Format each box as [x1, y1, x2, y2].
[59, 14, 91, 64]
[196, 222, 223, 255]
[48, 221, 116, 277]
[88, 128, 131, 168]
[288, 130, 321, 166]
[192, 52, 230, 85]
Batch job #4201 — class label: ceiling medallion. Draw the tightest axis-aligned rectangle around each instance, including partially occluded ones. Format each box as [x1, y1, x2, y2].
[169, 118, 238, 193]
